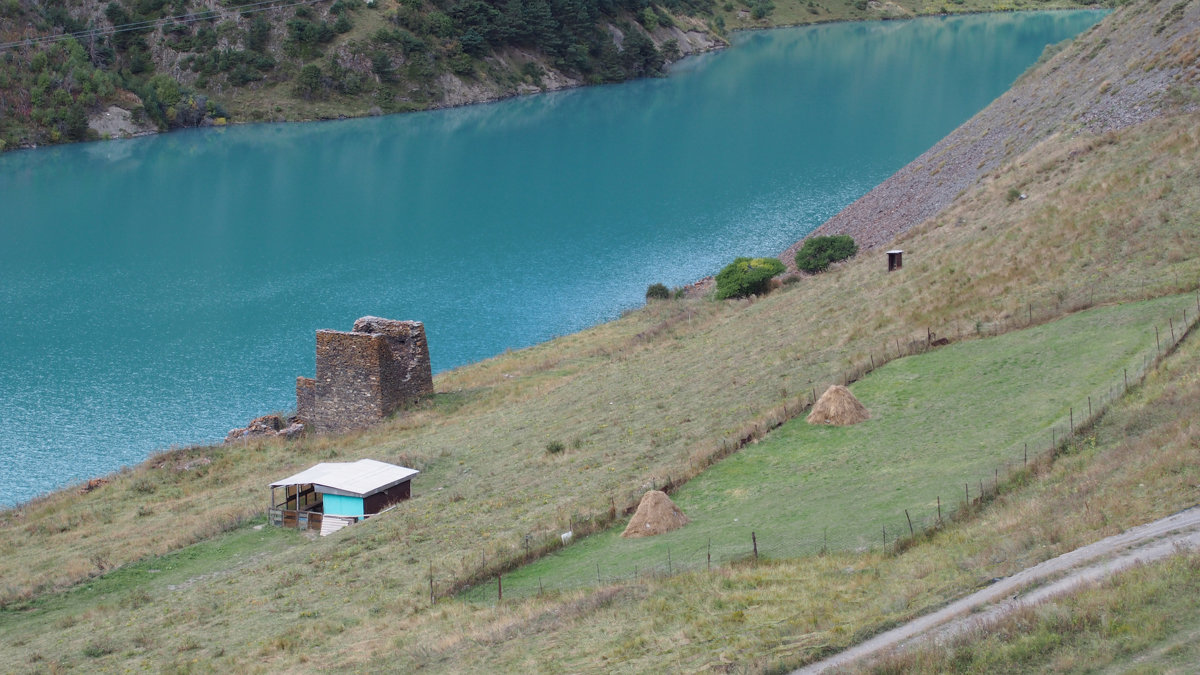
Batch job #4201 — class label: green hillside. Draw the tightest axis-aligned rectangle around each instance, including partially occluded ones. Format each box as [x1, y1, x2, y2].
[1, 0, 1199, 670]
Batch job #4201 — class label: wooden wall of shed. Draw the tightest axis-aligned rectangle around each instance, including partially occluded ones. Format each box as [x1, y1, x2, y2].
[364, 480, 411, 515]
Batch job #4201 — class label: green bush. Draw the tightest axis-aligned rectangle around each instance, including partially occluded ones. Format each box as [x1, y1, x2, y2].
[715, 257, 785, 299]
[645, 282, 670, 301]
[545, 440, 565, 454]
[795, 235, 858, 274]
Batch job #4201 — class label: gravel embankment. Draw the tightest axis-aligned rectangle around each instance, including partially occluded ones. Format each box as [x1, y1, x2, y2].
[781, 0, 1200, 265]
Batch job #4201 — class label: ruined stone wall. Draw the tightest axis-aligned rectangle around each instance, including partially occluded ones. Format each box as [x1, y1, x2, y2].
[296, 377, 316, 423]
[296, 318, 433, 433]
[353, 316, 434, 412]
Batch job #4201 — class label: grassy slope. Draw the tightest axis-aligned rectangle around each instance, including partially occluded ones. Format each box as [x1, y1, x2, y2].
[1, 0, 1199, 670]
[471, 295, 1192, 599]
[8, 289, 1199, 672]
[364, 299, 1200, 673]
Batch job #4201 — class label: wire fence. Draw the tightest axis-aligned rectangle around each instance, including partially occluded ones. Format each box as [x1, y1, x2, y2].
[435, 288, 1200, 604]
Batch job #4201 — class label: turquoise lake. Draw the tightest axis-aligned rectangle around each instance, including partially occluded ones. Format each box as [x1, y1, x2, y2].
[0, 10, 1105, 506]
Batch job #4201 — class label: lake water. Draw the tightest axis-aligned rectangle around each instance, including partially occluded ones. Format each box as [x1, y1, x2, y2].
[0, 10, 1105, 506]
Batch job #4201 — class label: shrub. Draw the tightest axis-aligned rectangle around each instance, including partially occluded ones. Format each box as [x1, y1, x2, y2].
[545, 440, 565, 454]
[714, 257, 785, 299]
[645, 283, 670, 301]
[750, 0, 774, 19]
[795, 235, 858, 274]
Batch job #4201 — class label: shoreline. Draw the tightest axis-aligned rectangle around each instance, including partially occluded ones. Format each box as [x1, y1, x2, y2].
[1, 5, 1104, 156]
[0, 5, 1114, 508]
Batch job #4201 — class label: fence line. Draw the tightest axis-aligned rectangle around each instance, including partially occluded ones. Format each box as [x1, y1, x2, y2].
[439, 289, 1200, 603]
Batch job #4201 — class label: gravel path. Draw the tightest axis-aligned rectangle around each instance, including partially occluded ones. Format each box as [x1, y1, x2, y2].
[793, 505, 1200, 674]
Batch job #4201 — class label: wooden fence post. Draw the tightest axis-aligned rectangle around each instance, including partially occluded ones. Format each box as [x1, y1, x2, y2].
[752, 532, 758, 560]
[498, 573, 502, 602]
[937, 496, 942, 525]
[905, 509, 914, 537]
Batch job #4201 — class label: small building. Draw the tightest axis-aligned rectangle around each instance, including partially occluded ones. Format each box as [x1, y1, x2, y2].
[268, 458, 418, 536]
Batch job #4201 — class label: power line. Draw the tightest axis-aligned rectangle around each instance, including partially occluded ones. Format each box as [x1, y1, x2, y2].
[0, 0, 331, 52]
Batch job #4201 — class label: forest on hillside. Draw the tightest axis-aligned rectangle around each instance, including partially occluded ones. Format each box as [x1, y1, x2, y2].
[0, 0, 714, 148]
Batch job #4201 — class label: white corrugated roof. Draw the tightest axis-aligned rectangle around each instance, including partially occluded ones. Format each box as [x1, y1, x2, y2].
[269, 459, 418, 498]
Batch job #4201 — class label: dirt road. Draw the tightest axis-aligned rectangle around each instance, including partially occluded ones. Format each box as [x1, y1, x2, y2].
[794, 505, 1200, 674]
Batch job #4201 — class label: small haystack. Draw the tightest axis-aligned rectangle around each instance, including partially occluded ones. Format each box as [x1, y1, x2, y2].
[807, 385, 870, 426]
[621, 490, 689, 538]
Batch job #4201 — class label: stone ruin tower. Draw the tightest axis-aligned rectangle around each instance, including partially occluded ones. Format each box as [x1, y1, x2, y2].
[296, 317, 433, 433]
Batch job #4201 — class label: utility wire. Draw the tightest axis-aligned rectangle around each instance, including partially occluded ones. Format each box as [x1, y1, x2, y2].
[0, 0, 331, 51]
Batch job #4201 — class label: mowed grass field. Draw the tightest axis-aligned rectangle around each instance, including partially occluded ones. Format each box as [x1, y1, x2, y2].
[468, 294, 1195, 599]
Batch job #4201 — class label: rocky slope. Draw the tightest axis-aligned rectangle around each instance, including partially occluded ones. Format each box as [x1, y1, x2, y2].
[785, 0, 1200, 259]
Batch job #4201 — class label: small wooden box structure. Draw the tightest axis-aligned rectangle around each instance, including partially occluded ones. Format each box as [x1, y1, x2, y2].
[887, 250, 904, 272]
[268, 458, 418, 536]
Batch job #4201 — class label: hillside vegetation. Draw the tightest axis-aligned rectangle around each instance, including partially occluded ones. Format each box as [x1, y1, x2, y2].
[1, 0, 1094, 150]
[1, 0, 1199, 670]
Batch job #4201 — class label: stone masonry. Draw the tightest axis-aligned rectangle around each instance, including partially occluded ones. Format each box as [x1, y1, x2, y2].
[296, 317, 433, 433]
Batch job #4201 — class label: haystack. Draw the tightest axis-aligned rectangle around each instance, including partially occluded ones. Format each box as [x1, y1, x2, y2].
[807, 385, 870, 426]
[621, 490, 689, 538]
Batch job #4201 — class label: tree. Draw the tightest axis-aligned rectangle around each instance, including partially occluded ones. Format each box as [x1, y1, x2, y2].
[646, 282, 670, 300]
[714, 257, 785, 299]
[795, 235, 858, 274]
[295, 64, 324, 99]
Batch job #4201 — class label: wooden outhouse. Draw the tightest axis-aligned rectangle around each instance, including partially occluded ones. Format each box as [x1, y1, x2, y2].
[268, 458, 418, 536]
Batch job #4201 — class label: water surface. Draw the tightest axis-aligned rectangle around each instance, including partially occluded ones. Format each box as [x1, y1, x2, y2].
[0, 10, 1106, 505]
